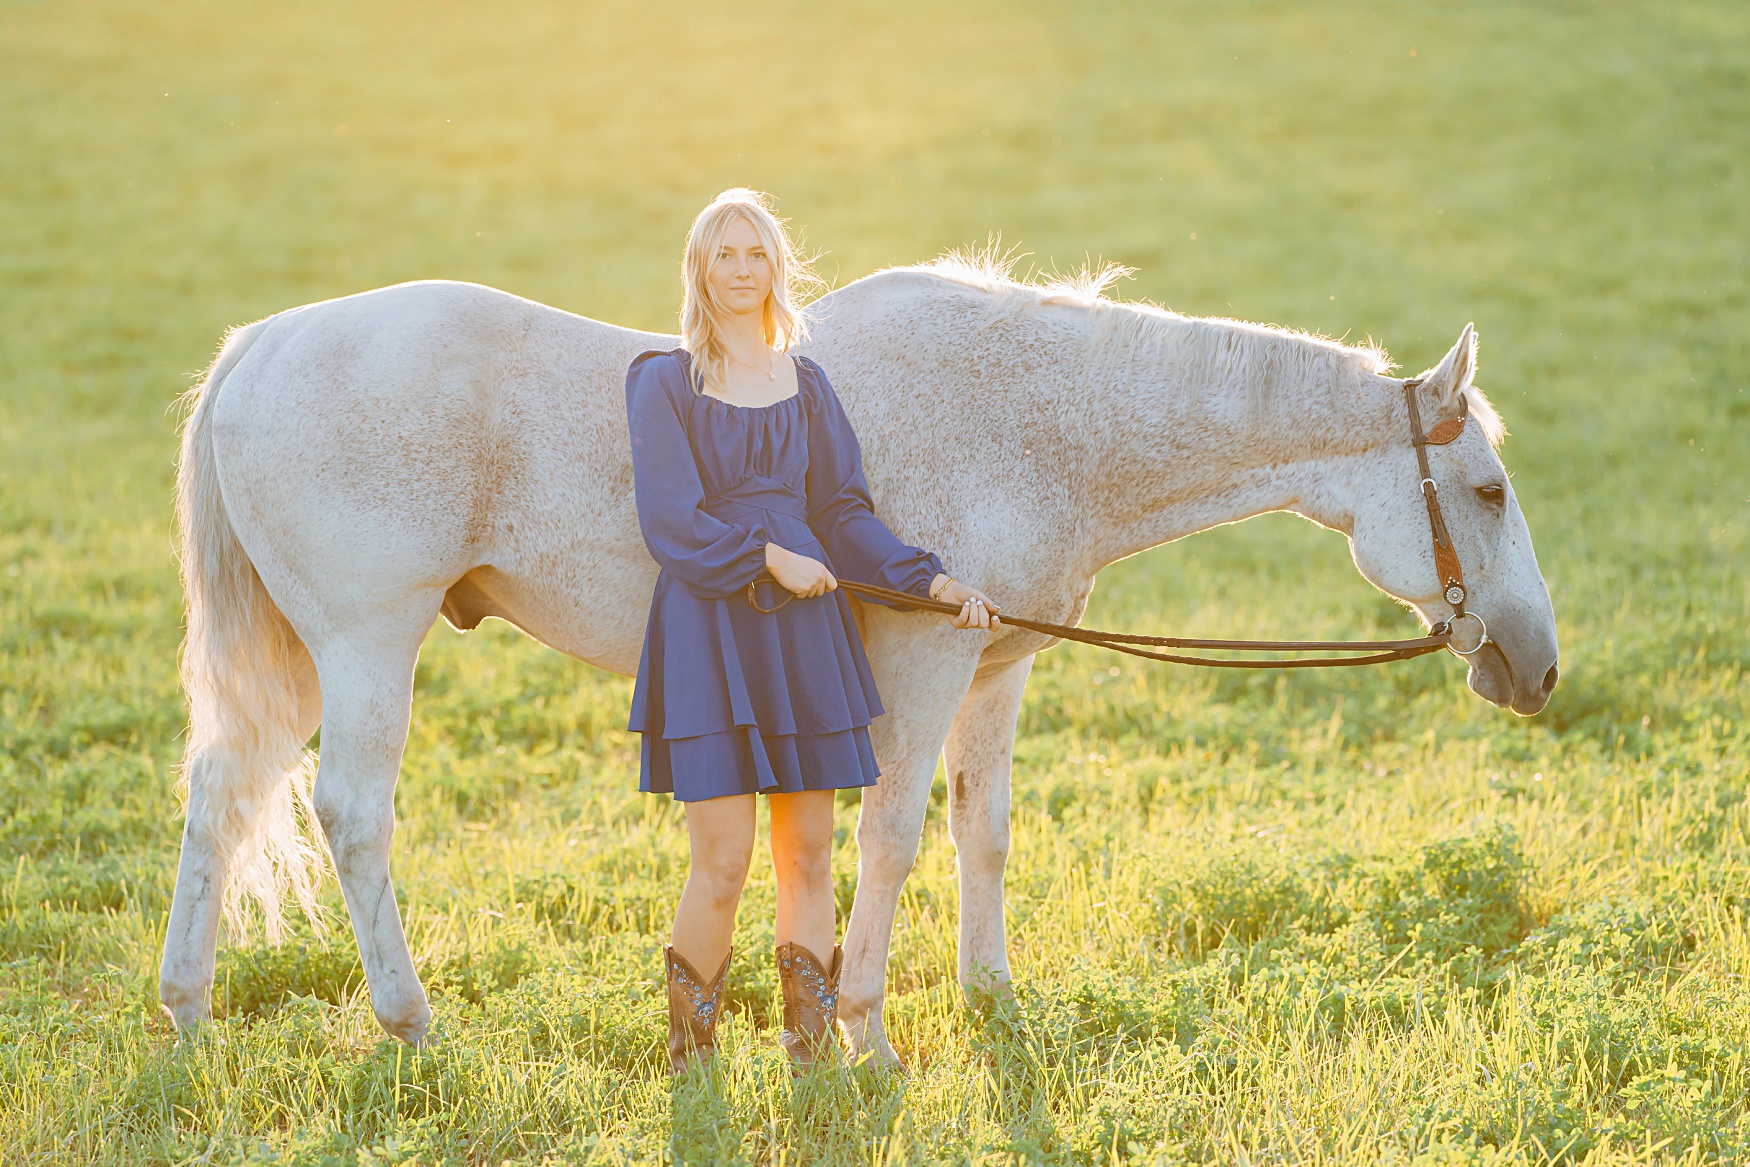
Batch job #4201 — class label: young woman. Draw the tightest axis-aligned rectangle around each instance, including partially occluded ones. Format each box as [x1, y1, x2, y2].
[625, 189, 998, 1073]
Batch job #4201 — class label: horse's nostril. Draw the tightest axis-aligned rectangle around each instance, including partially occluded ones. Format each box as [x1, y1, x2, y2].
[1543, 663, 1559, 693]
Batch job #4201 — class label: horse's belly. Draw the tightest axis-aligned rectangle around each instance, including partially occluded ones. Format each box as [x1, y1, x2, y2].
[448, 544, 654, 677]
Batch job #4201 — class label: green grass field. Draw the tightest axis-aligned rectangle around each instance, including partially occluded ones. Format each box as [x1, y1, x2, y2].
[2, 1, 1747, 1162]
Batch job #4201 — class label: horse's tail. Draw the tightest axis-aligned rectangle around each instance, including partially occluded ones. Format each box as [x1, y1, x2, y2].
[175, 317, 327, 941]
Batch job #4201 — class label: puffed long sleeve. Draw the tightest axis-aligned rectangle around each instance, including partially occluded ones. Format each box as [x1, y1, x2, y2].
[804, 363, 946, 608]
[626, 356, 771, 598]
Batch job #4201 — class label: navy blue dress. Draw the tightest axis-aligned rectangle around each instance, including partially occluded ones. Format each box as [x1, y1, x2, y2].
[625, 349, 946, 802]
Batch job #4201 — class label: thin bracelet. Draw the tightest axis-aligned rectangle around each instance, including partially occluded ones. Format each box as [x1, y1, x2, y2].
[929, 573, 953, 601]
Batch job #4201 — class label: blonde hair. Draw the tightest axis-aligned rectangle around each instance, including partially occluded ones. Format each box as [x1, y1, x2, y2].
[679, 188, 820, 393]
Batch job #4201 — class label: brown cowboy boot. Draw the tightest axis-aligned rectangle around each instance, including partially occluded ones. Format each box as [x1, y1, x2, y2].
[665, 945, 730, 1075]
[775, 941, 843, 1071]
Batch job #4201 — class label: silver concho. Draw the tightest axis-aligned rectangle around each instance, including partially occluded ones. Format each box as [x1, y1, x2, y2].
[1445, 584, 1467, 606]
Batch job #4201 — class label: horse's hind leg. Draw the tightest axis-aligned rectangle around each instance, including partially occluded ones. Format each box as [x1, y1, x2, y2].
[159, 610, 323, 1035]
[306, 596, 441, 1045]
[945, 654, 1033, 1000]
[159, 772, 233, 1031]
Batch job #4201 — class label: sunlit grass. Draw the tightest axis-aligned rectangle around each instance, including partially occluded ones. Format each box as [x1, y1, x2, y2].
[2, 0, 1747, 1163]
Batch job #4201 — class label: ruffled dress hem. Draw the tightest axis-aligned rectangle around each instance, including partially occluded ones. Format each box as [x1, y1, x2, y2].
[639, 724, 881, 802]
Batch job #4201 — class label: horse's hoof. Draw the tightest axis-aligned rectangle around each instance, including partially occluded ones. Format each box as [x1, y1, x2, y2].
[375, 999, 434, 1047]
[846, 1039, 906, 1075]
[169, 1018, 223, 1052]
[162, 996, 214, 1048]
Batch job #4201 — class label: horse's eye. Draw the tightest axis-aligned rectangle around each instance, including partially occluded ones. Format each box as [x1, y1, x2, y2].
[1477, 484, 1505, 506]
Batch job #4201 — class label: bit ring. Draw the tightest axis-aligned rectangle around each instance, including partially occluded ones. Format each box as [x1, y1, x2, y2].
[1445, 611, 1488, 656]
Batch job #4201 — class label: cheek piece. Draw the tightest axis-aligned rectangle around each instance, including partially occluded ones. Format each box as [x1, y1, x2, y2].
[1403, 379, 1486, 657]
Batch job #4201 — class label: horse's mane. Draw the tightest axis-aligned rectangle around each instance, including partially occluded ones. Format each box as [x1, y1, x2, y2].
[875, 247, 1505, 446]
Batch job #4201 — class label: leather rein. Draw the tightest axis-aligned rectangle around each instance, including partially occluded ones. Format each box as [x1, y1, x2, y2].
[747, 379, 1488, 670]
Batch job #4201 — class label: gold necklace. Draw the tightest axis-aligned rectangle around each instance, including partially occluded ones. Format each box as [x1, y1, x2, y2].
[729, 350, 777, 380]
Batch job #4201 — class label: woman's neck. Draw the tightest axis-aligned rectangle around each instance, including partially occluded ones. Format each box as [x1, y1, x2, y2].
[702, 308, 798, 404]
[715, 311, 770, 366]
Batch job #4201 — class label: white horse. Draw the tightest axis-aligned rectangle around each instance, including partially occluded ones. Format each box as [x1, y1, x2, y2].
[158, 257, 1559, 1061]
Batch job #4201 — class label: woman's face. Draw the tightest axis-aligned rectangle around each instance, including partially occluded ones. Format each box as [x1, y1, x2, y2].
[706, 215, 773, 320]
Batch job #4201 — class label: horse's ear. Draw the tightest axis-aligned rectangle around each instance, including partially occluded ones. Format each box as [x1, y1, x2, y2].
[1416, 323, 1478, 408]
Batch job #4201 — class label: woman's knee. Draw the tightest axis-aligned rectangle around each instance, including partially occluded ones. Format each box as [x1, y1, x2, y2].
[690, 846, 752, 905]
[776, 839, 833, 889]
[769, 789, 836, 889]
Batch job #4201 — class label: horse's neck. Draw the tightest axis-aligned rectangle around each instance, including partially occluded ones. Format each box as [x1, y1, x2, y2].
[1078, 345, 1399, 570]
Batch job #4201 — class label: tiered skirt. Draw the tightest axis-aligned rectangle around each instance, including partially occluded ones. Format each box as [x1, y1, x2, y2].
[630, 552, 884, 803]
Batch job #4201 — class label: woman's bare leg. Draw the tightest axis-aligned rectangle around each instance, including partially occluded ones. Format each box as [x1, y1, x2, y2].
[671, 793, 756, 973]
[768, 789, 838, 960]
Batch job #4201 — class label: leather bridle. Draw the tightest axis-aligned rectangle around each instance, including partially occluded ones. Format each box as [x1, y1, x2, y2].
[746, 378, 1488, 669]
[1401, 377, 1489, 659]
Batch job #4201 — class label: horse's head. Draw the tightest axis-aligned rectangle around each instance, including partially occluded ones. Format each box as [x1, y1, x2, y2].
[1347, 325, 1559, 715]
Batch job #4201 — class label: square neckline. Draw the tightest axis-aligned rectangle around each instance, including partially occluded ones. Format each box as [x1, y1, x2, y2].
[682, 348, 810, 411]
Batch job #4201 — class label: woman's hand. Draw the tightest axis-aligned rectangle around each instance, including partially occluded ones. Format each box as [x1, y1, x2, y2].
[765, 542, 837, 598]
[933, 574, 1001, 630]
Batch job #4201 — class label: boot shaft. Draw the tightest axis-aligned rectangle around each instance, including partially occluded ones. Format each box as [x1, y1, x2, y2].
[665, 945, 730, 1075]
[775, 941, 842, 1069]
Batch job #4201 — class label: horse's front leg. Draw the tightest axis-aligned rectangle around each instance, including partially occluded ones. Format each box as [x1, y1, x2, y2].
[837, 620, 980, 1067]
[945, 653, 1033, 1000]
